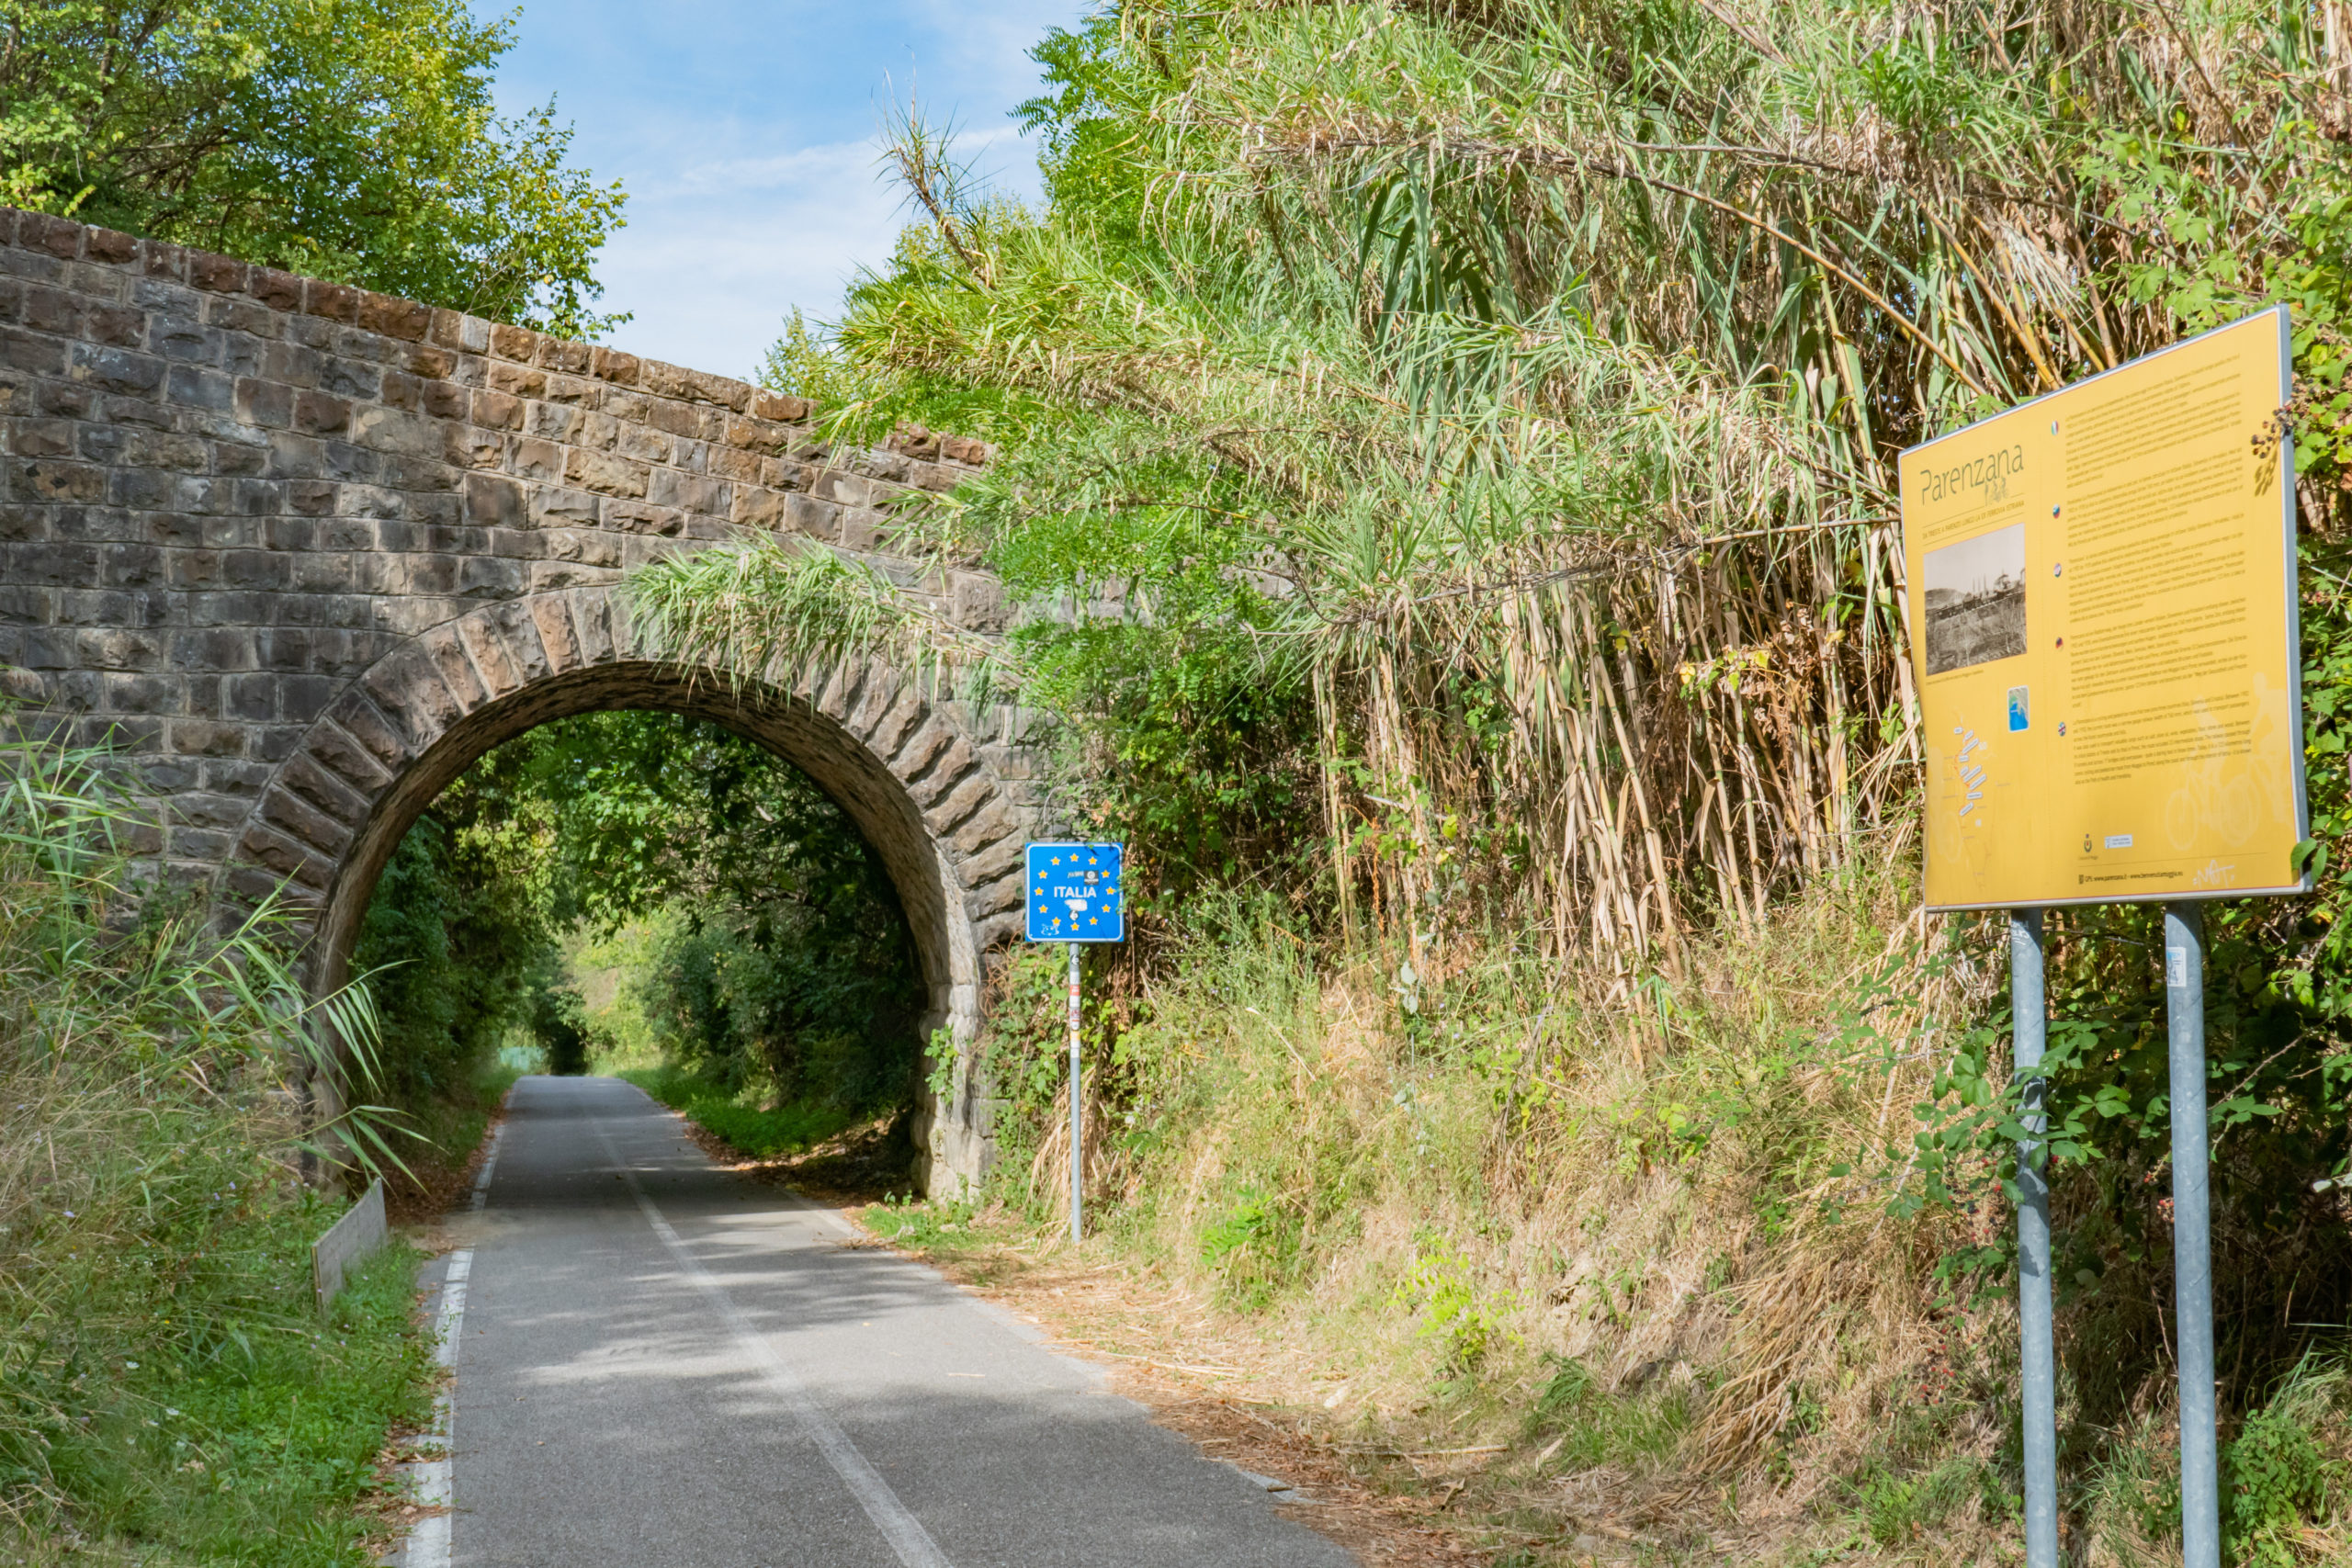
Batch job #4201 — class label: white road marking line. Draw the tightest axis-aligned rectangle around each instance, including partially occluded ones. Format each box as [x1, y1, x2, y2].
[469, 1122, 503, 1213]
[587, 1114, 955, 1568]
[396, 1120, 503, 1568]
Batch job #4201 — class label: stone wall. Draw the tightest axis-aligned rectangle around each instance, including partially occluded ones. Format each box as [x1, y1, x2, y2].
[0, 208, 1037, 1195]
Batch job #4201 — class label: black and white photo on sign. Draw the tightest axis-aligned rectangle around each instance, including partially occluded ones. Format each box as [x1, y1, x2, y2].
[1922, 522, 2028, 674]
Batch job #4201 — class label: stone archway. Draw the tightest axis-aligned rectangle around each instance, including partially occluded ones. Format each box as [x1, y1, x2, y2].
[0, 208, 1041, 1194]
[266, 588, 1027, 1194]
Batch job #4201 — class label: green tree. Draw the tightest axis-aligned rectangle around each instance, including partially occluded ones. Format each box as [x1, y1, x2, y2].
[0, 0, 627, 335]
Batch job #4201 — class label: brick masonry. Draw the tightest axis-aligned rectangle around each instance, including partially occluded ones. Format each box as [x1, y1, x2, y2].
[0, 208, 1037, 1195]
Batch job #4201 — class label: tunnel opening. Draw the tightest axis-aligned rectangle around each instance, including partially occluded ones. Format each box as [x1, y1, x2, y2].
[279, 634, 1026, 1201]
[349, 704, 932, 1195]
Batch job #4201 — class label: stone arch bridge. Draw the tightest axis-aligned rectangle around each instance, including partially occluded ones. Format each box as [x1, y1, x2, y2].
[0, 209, 1041, 1195]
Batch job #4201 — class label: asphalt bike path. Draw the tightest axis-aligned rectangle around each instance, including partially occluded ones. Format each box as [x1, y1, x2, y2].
[404, 1075, 1355, 1567]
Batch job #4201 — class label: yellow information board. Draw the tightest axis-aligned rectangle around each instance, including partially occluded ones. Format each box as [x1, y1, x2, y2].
[1902, 308, 2305, 910]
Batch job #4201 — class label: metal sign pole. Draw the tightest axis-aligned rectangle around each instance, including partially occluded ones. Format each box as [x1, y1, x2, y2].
[2011, 910, 2059, 1568]
[2165, 901, 2220, 1568]
[1069, 939, 1083, 1247]
[1025, 842, 1123, 1247]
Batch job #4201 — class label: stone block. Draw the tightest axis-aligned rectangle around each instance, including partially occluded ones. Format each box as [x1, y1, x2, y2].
[959, 836, 1025, 897]
[310, 715, 395, 792]
[414, 626, 484, 716]
[838, 508, 891, 552]
[326, 688, 410, 773]
[570, 588, 617, 664]
[237, 821, 334, 891]
[279, 754, 370, 829]
[173, 790, 250, 830]
[457, 614, 524, 697]
[530, 486, 598, 527]
[906, 738, 977, 809]
[465, 471, 526, 527]
[71, 344, 163, 395]
[564, 447, 648, 498]
[300, 279, 356, 323]
[951, 795, 1021, 858]
[151, 314, 218, 364]
[470, 389, 523, 431]
[730, 485, 786, 528]
[707, 446, 760, 483]
[508, 597, 574, 681]
[90, 304, 148, 350]
[0, 326, 66, 377]
[455, 553, 525, 598]
[507, 435, 561, 481]
[487, 600, 551, 683]
[524, 400, 580, 441]
[233, 377, 292, 429]
[79, 626, 163, 669]
[429, 310, 491, 354]
[348, 404, 445, 459]
[641, 361, 694, 400]
[751, 390, 809, 423]
[246, 266, 302, 311]
[362, 651, 459, 750]
[614, 422, 671, 466]
[356, 292, 430, 341]
[291, 389, 350, 436]
[544, 374, 596, 407]
[808, 660, 863, 727]
[319, 356, 381, 400]
[645, 467, 723, 513]
[948, 570, 1009, 633]
[165, 363, 232, 412]
[889, 715, 956, 783]
[187, 251, 247, 294]
[485, 360, 545, 398]
[19, 213, 82, 259]
[601, 500, 682, 536]
[524, 557, 608, 593]
[924, 770, 995, 838]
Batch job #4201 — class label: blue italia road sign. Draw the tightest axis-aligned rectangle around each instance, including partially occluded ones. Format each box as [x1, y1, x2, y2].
[1026, 843, 1125, 942]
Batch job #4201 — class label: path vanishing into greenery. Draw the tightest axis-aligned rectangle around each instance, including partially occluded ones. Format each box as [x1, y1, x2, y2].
[402, 1076, 1352, 1568]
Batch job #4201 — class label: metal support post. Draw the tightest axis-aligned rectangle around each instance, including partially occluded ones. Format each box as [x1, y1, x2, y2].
[2011, 910, 2059, 1568]
[1069, 940, 1083, 1247]
[2165, 901, 2219, 1568]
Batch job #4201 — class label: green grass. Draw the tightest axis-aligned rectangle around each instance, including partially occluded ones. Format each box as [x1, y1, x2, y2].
[0, 734, 445, 1562]
[6, 1194, 434, 1566]
[617, 1066, 863, 1158]
[862, 1195, 981, 1254]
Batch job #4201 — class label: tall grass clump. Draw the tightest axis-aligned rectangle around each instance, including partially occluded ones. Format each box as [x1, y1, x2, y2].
[0, 733, 434, 1563]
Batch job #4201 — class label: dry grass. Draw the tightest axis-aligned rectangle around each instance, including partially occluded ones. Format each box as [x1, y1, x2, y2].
[855, 852, 2350, 1562]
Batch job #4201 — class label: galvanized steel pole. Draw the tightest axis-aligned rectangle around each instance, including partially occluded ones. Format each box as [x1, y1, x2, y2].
[2165, 901, 2220, 1568]
[2011, 910, 2059, 1568]
[1069, 940, 1083, 1247]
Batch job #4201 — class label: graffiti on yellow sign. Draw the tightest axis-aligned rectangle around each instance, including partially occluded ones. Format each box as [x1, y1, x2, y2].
[1901, 307, 2307, 910]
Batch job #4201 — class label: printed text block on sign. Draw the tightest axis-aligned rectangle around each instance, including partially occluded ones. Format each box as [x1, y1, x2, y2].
[1026, 843, 1125, 942]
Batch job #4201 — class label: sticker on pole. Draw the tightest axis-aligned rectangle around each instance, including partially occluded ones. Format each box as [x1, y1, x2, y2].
[1025, 843, 1125, 942]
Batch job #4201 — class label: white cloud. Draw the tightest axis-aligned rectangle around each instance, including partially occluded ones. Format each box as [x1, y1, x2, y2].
[489, 0, 1077, 379]
[593, 128, 1035, 381]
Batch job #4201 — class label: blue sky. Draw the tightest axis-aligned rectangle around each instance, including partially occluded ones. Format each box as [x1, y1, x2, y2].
[484, 0, 1082, 379]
